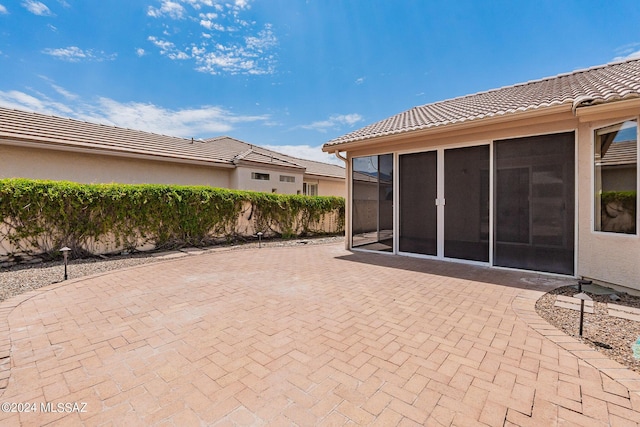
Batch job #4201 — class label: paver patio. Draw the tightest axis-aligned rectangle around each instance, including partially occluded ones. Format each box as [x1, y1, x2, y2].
[0, 243, 639, 426]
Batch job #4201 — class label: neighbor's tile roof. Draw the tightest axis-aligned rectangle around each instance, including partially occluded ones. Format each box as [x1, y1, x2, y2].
[0, 107, 344, 178]
[325, 58, 640, 148]
[600, 140, 637, 167]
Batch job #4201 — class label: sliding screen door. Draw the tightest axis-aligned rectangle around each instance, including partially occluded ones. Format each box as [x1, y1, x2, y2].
[444, 145, 490, 262]
[494, 132, 575, 275]
[399, 151, 437, 255]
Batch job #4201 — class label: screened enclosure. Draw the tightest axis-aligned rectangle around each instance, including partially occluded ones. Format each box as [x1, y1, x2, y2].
[352, 154, 393, 251]
[494, 132, 575, 275]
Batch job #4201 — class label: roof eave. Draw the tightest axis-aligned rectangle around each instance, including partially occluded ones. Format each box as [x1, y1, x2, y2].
[322, 103, 574, 153]
[234, 158, 306, 172]
[574, 97, 640, 122]
[303, 172, 345, 181]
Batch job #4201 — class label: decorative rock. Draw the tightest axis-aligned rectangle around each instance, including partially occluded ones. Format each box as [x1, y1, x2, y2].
[554, 295, 594, 313]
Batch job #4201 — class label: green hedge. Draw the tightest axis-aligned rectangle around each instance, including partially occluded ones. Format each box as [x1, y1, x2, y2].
[601, 190, 637, 213]
[0, 179, 344, 259]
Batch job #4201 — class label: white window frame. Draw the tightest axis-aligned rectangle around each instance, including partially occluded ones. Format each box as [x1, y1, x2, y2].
[592, 118, 638, 236]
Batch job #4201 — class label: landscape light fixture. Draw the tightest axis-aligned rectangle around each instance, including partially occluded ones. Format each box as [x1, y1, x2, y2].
[573, 292, 592, 337]
[257, 232, 263, 248]
[577, 279, 592, 293]
[60, 246, 71, 280]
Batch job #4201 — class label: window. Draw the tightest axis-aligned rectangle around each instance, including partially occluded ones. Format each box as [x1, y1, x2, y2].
[303, 182, 318, 196]
[594, 120, 637, 234]
[251, 172, 270, 181]
[280, 175, 295, 183]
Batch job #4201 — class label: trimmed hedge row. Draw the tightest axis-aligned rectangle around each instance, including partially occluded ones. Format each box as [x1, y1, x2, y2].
[601, 190, 637, 213]
[0, 179, 344, 259]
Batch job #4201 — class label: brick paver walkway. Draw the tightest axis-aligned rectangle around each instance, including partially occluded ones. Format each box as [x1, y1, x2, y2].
[0, 243, 639, 426]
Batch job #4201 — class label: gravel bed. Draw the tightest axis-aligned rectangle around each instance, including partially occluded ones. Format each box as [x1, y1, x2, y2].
[0, 235, 343, 303]
[536, 286, 640, 374]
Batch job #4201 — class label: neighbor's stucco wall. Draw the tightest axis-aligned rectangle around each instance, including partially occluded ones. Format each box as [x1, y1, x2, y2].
[302, 176, 345, 198]
[232, 165, 303, 194]
[0, 145, 231, 187]
[317, 177, 345, 197]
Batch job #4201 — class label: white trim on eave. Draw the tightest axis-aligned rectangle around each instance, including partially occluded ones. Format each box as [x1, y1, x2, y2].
[575, 98, 640, 122]
[234, 159, 306, 173]
[302, 173, 345, 182]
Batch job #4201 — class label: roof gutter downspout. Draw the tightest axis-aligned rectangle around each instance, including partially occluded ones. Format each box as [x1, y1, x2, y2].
[333, 151, 347, 164]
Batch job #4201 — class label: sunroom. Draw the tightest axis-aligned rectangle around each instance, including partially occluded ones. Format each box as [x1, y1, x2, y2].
[323, 59, 640, 292]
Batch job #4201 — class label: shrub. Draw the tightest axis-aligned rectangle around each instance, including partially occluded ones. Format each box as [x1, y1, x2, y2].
[0, 179, 344, 259]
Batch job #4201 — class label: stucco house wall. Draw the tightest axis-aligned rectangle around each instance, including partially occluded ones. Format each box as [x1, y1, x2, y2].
[307, 177, 345, 197]
[232, 165, 304, 195]
[0, 144, 232, 187]
[575, 104, 640, 291]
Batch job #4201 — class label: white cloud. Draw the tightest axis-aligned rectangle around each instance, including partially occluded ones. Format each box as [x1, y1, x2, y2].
[262, 144, 344, 166]
[190, 24, 277, 75]
[355, 77, 365, 85]
[147, 0, 185, 19]
[50, 84, 77, 100]
[38, 75, 78, 100]
[136, 48, 146, 57]
[42, 46, 117, 62]
[298, 114, 364, 133]
[147, 36, 190, 60]
[613, 43, 640, 62]
[0, 90, 74, 115]
[616, 49, 640, 61]
[22, 0, 53, 16]
[0, 88, 270, 139]
[245, 24, 277, 51]
[146, 0, 277, 75]
[0, 4, 8, 14]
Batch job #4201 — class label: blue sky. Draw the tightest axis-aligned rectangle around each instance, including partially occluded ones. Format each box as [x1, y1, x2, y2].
[1, 0, 640, 165]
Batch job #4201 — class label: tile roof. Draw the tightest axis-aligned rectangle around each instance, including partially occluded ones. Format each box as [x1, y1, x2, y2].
[0, 107, 344, 179]
[324, 58, 640, 148]
[600, 140, 637, 167]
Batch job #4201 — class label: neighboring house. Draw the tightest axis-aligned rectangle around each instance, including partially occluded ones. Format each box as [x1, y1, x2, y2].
[323, 58, 640, 292]
[0, 107, 345, 197]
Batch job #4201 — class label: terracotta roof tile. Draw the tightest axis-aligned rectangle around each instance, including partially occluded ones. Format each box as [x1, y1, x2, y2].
[324, 58, 640, 148]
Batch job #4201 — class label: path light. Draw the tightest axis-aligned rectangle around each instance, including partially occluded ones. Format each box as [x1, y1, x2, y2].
[256, 232, 263, 249]
[60, 246, 71, 280]
[573, 292, 592, 337]
[577, 279, 592, 293]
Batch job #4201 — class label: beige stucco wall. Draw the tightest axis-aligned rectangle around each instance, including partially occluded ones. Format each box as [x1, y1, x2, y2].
[232, 165, 303, 194]
[0, 145, 231, 187]
[575, 107, 640, 292]
[336, 103, 640, 292]
[317, 177, 345, 197]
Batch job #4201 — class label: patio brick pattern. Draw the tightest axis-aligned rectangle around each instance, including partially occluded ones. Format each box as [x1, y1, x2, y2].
[0, 243, 639, 425]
